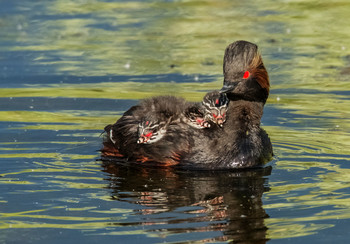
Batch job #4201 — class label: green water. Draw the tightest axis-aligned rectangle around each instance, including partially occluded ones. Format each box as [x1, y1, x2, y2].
[1, 0, 350, 243]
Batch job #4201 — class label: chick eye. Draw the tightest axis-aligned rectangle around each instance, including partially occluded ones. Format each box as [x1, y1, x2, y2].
[243, 71, 250, 79]
[151, 126, 159, 133]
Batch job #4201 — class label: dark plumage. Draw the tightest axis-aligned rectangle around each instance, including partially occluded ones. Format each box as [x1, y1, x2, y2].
[102, 96, 204, 166]
[102, 40, 273, 169]
[181, 40, 273, 169]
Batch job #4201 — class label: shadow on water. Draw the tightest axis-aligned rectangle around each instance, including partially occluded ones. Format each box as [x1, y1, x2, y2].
[102, 161, 272, 243]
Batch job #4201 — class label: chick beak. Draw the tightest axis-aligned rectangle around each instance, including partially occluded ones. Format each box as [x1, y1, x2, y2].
[216, 116, 224, 127]
[137, 136, 146, 144]
[137, 133, 152, 144]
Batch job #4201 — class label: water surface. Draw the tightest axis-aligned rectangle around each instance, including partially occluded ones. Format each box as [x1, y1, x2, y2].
[1, 0, 350, 243]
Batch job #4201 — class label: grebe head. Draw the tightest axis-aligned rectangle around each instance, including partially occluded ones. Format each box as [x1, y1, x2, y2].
[184, 105, 211, 129]
[202, 91, 229, 127]
[137, 118, 167, 144]
[220, 40, 270, 103]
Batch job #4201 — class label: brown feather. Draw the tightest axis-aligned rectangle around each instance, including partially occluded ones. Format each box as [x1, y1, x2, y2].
[250, 53, 270, 93]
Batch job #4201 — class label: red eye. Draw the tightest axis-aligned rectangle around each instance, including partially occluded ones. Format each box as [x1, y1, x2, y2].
[243, 71, 250, 79]
[145, 132, 152, 137]
[145, 121, 149, 125]
[212, 113, 217, 118]
[215, 99, 219, 105]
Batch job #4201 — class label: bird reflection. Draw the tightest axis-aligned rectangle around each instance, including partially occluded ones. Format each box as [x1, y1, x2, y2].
[102, 161, 271, 243]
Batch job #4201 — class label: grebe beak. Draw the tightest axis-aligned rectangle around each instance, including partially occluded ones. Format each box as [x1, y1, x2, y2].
[220, 81, 238, 93]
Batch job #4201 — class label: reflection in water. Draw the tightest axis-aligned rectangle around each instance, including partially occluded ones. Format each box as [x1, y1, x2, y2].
[102, 161, 271, 242]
